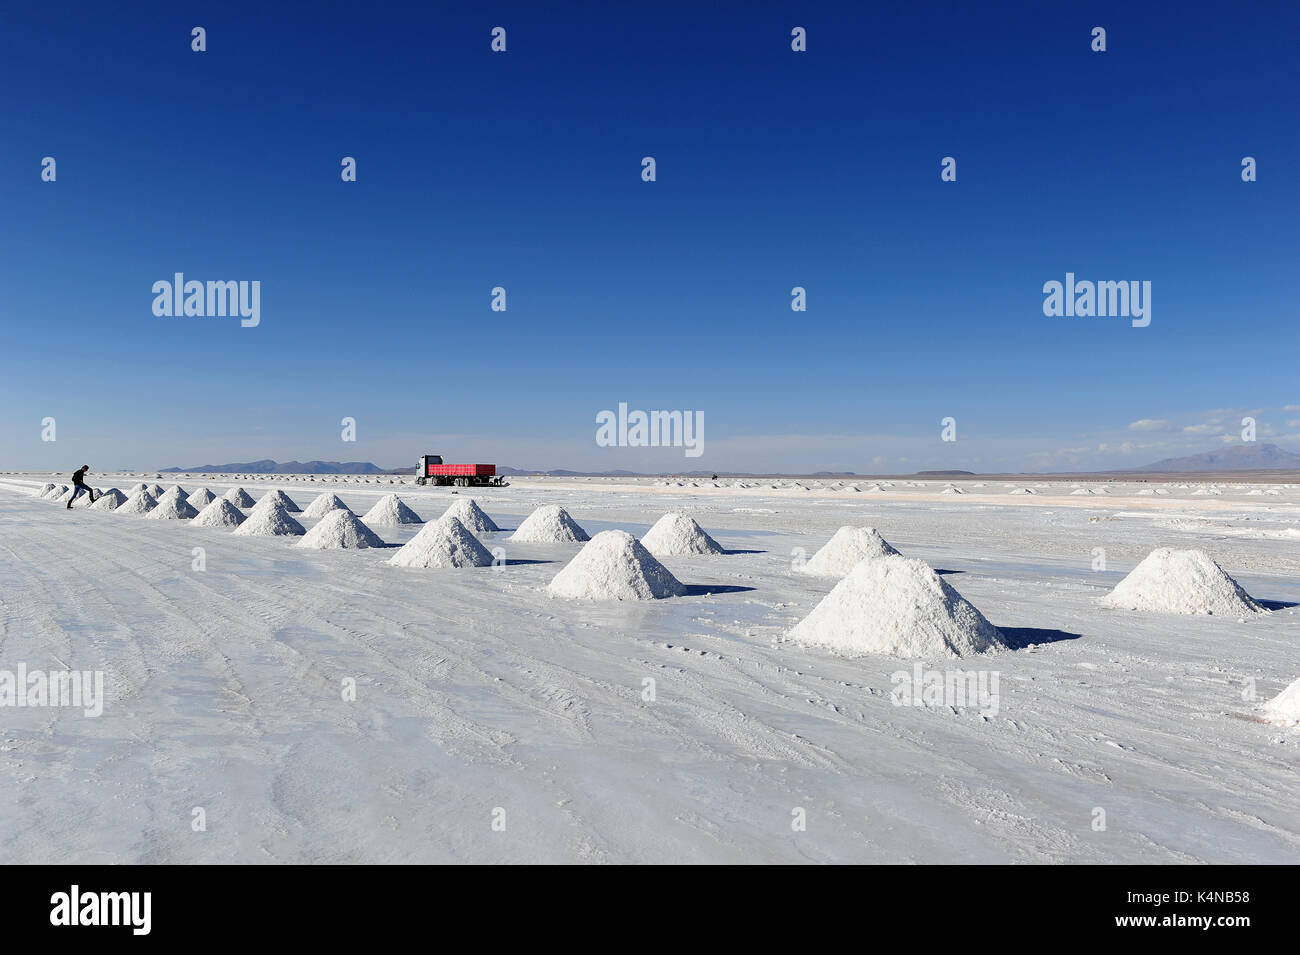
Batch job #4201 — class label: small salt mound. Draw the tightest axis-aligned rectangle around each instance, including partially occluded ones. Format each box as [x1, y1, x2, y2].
[129, 482, 148, 494]
[1137, 488, 1156, 496]
[547, 530, 685, 600]
[192, 498, 246, 528]
[799, 526, 900, 577]
[187, 488, 216, 508]
[1101, 548, 1266, 616]
[233, 501, 305, 537]
[641, 513, 724, 556]
[1070, 488, 1093, 495]
[941, 487, 964, 495]
[302, 492, 352, 519]
[789, 555, 1006, 658]
[1261, 676, 1300, 727]
[43, 484, 68, 499]
[147, 495, 200, 520]
[509, 504, 590, 543]
[117, 489, 158, 515]
[362, 493, 422, 526]
[297, 510, 384, 549]
[157, 485, 187, 502]
[149, 484, 165, 496]
[90, 489, 127, 510]
[387, 516, 493, 568]
[252, 489, 301, 513]
[37, 483, 55, 496]
[225, 487, 256, 508]
[440, 498, 498, 533]
[1009, 487, 1036, 495]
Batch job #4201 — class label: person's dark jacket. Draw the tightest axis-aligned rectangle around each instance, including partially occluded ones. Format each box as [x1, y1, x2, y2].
[72, 467, 87, 485]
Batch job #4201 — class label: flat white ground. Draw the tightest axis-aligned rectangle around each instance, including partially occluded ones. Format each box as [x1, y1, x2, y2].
[1, 472, 1297, 863]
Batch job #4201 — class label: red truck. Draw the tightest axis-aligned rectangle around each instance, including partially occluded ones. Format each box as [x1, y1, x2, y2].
[414, 454, 507, 488]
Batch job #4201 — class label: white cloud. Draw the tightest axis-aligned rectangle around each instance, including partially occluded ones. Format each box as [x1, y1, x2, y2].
[1127, 419, 1173, 432]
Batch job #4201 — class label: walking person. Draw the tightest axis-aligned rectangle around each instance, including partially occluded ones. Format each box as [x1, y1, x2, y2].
[66, 464, 97, 508]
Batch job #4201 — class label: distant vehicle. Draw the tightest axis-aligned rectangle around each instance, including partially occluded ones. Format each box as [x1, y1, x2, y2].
[414, 454, 507, 488]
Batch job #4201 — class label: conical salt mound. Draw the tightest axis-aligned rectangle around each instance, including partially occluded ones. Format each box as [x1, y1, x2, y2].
[547, 530, 686, 600]
[1261, 676, 1300, 727]
[439, 498, 498, 533]
[1100, 548, 1265, 616]
[149, 484, 165, 496]
[43, 484, 69, 499]
[225, 487, 256, 508]
[147, 494, 200, 520]
[192, 498, 246, 528]
[387, 516, 493, 568]
[799, 526, 900, 577]
[187, 488, 216, 508]
[509, 504, 590, 543]
[362, 493, 422, 526]
[641, 513, 724, 556]
[297, 510, 385, 549]
[233, 501, 305, 537]
[302, 492, 352, 519]
[90, 489, 127, 511]
[117, 489, 158, 515]
[789, 555, 1006, 658]
[129, 482, 148, 494]
[156, 485, 187, 503]
[37, 483, 55, 496]
[252, 489, 301, 513]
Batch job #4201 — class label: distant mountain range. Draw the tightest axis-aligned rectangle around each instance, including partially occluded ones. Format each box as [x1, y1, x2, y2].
[1126, 443, 1300, 473]
[162, 459, 391, 474]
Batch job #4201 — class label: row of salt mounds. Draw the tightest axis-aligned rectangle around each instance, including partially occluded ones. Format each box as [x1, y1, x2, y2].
[1262, 677, 1300, 726]
[43, 484, 69, 499]
[225, 486, 257, 508]
[297, 510, 385, 549]
[1100, 548, 1265, 616]
[192, 498, 246, 528]
[234, 500, 305, 537]
[509, 504, 589, 543]
[388, 516, 492, 568]
[90, 489, 128, 510]
[440, 498, 497, 532]
[188, 487, 216, 508]
[789, 555, 1006, 658]
[117, 489, 158, 515]
[548, 530, 685, 600]
[147, 494, 199, 520]
[301, 492, 352, 519]
[363, 493, 422, 526]
[253, 489, 301, 513]
[641, 513, 723, 556]
[798, 526, 899, 577]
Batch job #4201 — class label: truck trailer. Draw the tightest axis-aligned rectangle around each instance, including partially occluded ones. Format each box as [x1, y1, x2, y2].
[414, 454, 507, 487]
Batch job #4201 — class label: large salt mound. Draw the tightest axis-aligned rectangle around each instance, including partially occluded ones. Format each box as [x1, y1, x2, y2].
[43, 484, 68, 499]
[147, 495, 200, 520]
[1261, 676, 1300, 727]
[192, 498, 246, 528]
[252, 489, 301, 513]
[297, 510, 385, 549]
[641, 513, 724, 556]
[233, 501, 305, 537]
[225, 487, 257, 508]
[1100, 548, 1265, 616]
[789, 555, 1006, 658]
[440, 498, 498, 533]
[387, 516, 493, 568]
[117, 489, 158, 515]
[90, 489, 127, 511]
[156, 485, 187, 503]
[362, 493, 422, 526]
[799, 526, 900, 577]
[509, 504, 591, 543]
[187, 488, 216, 508]
[547, 530, 685, 600]
[302, 492, 352, 519]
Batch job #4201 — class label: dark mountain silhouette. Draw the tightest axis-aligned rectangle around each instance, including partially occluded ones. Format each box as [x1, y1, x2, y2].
[1127, 443, 1300, 472]
[162, 459, 392, 474]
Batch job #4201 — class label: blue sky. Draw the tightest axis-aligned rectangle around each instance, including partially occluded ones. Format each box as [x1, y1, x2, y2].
[2, 1, 1296, 473]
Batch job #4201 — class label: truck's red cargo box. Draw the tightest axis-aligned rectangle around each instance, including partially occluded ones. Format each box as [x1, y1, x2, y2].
[426, 463, 496, 477]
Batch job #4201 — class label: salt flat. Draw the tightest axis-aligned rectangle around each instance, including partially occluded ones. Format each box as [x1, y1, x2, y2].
[1, 473, 1297, 863]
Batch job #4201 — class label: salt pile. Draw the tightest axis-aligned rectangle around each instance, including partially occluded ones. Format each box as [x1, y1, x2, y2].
[1009, 487, 1036, 495]
[43, 484, 68, 499]
[156, 485, 187, 503]
[547, 530, 685, 600]
[37, 483, 54, 496]
[117, 489, 158, 515]
[252, 489, 301, 513]
[302, 492, 352, 519]
[641, 513, 724, 556]
[362, 493, 423, 526]
[187, 488, 217, 508]
[440, 498, 498, 533]
[798, 526, 900, 577]
[297, 510, 384, 549]
[789, 555, 1006, 658]
[1261, 677, 1300, 727]
[509, 504, 590, 543]
[192, 498, 246, 528]
[149, 484, 165, 496]
[233, 501, 305, 537]
[90, 489, 127, 510]
[147, 495, 200, 520]
[1100, 548, 1266, 616]
[387, 516, 494, 568]
[225, 487, 257, 507]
